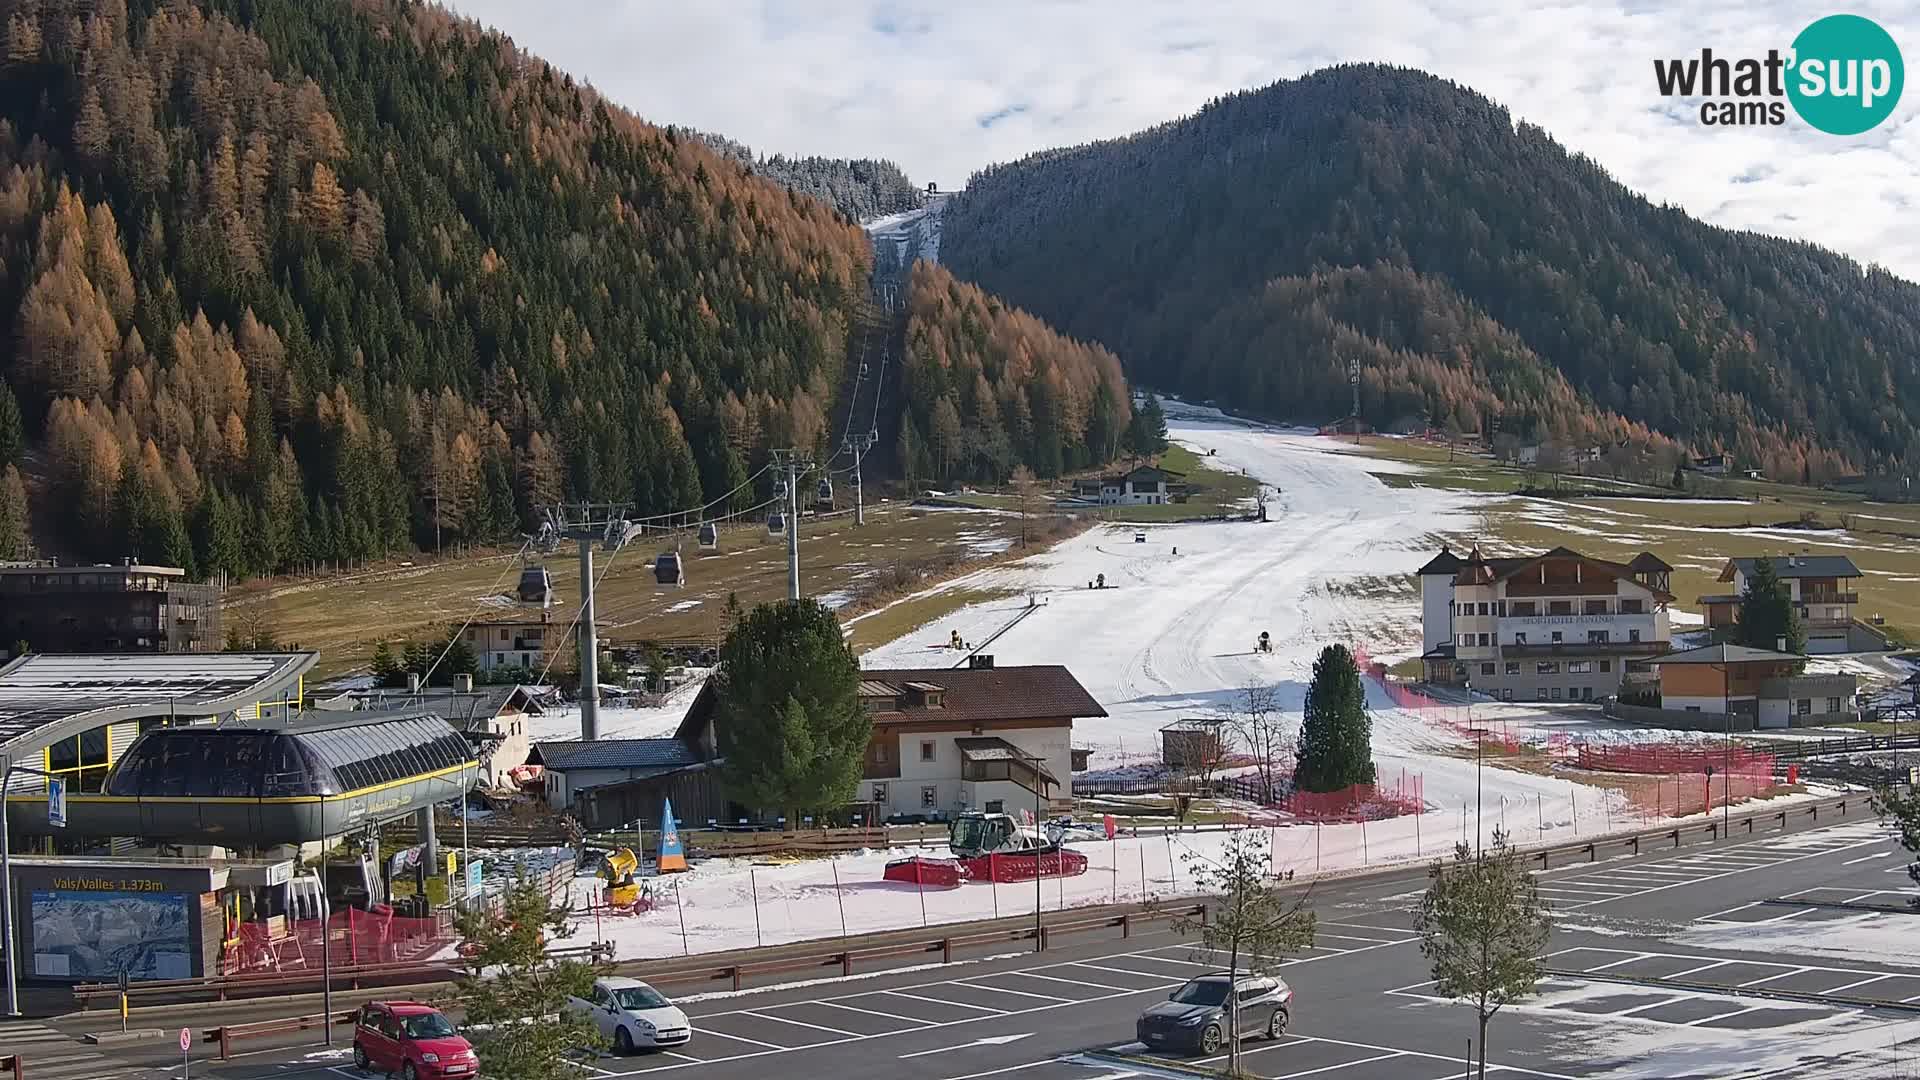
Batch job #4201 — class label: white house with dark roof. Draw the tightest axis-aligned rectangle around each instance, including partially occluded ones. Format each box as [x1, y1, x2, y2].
[1697, 555, 1886, 654]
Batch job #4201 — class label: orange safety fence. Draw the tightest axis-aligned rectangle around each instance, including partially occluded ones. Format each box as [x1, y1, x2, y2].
[223, 906, 453, 976]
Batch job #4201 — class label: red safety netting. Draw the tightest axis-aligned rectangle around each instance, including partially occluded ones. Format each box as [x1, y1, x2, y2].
[222, 907, 453, 976]
[1223, 769, 1426, 822]
[1352, 645, 1519, 751]
[1575, 744, 1776, 775]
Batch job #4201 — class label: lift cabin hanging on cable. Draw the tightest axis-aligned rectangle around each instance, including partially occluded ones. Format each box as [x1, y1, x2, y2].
[766, 510, 787, 537]
[653, 550, 685, 587]
[816, 478, 834, 510]
[696, 521, 719, 551]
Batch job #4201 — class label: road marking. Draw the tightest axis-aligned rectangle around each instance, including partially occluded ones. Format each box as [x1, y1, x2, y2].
[1270, 1051, 1405, 1077]
[657, 1051, 704, 1064]
[1585, 953, 1658, 973]
[816, 999, 936, 1025]
[741, 1010, 860, 1037]
[1318, 920, 1408, 935]
[898, 1032, 1033, 1058]
[1576, 834, 1884, 909]
[1842, 851, 1894, 866]
[1667, 960, 1736, 979]
[882, 990, 1009, 1014]
[1614, 996, 1687, 1018]
[951, 980, 1071, 1003]
[1013, 970, 1136, 993]
[1684, 1005, 1766, 1027]
[1737, 968, 1809, 988]
[688, 1027, 791, 1050]
[1823, 975, 1893, 994]
[1069, 960, 1190, 980]
[1311, 931, 1407, 945]
[933, 1060, 1059, 1080]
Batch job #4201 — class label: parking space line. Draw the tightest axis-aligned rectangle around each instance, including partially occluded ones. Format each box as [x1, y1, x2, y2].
[1014, 970, 1135, 993]
[1585, 953, 1658, 973]
[1699, 902, 1766, 921]
[952, 979, 1071, 1003]
[1842, 851, 1894, 866]
[1124, 952, 1215, 967]
[691, 1027, 791, 1050]
[1668, 960, 1736, 979]
[1684, 1004, 1765, 1027]
[1614, 996, 1686, 1018]
[816, 1000, 934, 1025]
[1070, 960, 1192, 980]
[1844, 891, 1886, 903]
[1312, 931, 1407, 945]
[657, 1051, 705, 1064]
[1270, 1051, 1405, 1077]
[1194, 1035, 1313, 1064]
[1319, 920, 1409, 935]
[1737, 968, 1809, 988]
[740, 1010, 860, 1037]
[1579, 835, 1884, 908]
[881, 990, 1008, 1014]
[935, 1061, 1059, 1080]
[1825, 975, 1893, 994]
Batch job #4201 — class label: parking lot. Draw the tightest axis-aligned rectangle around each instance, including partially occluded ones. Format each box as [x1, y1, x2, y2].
[584, 923, 1418, 1076]
[1522, 820, 1885, 911]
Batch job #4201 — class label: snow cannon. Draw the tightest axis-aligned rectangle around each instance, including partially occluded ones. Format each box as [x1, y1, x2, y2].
[602, 847, 643, 908]
[882, 857, 965, 888]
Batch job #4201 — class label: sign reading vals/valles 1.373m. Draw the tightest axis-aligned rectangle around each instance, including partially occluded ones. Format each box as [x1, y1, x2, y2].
[1654, 14, 1905, 133]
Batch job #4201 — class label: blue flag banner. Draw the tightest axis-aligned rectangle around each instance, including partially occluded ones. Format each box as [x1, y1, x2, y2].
[658, 797, 687, 872]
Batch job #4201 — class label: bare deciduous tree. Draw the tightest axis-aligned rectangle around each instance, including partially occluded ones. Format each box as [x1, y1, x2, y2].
[1225, 680, 1286, 805]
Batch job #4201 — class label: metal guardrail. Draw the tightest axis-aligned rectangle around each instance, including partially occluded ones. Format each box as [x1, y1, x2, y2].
[627, 902, 1208, 992]
[73, 957, 462, 1009]
[205, 1008, 363, 1061]
[1515, 794, 1859, 872]
[1764, 733, 1920, 761]
[0, 1054, 18, 1080]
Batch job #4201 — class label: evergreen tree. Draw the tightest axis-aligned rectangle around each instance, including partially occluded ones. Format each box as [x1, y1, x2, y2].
[0, 464, 28, 559]
[713, 599, 870, 817]
[1126, 393, 1169, 456]
[370, 639, 403, 688]
[0, 381, 22, 467]
[1735, 558, 1806, 654]
[1294, 644, 1375, 793]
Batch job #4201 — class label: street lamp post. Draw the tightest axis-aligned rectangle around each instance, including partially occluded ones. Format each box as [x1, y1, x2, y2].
[1466, 680, 1482, 855]
[1030, 751, 1044, 952]
[1, 756, 59, 1018]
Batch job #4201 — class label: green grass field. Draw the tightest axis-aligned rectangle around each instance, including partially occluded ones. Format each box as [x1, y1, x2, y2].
[231, 501, 1026, 677]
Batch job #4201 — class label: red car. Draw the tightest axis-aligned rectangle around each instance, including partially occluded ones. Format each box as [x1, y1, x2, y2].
[353, 1001, 479, 1079]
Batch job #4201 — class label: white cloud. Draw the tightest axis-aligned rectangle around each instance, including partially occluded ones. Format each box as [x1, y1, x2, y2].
[443, 0, 1920, 280]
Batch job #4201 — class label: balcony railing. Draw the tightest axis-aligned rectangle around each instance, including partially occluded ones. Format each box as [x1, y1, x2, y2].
[1799, 592, 1858, 605]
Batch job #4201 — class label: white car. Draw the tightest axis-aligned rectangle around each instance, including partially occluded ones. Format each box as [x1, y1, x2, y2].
[568, 977, 692, 1054]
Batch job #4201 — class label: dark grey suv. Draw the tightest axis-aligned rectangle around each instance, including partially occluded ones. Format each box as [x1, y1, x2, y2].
[1135, 972, 1292, 1055]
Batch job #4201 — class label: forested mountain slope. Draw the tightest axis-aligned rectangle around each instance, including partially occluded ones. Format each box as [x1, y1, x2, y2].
[692, 131, 926, 223]
[0, 0, 870, 572]
[897, 261, 1130, 489]
[943, 64, 1920, 482]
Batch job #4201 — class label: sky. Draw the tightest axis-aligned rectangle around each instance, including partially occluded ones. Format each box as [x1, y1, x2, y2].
[444, 1, 1920, 281]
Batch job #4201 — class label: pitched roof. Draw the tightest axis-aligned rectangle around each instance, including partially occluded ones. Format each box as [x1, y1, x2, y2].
[1648, 643, 1803, 665]
[678, 663, 1106, 743]
[1628, 552, 1674, 573]
[347, 684, 549, 729]
[856, 665, 1107, 725]
[1457, 546, 1676, 601]
[529, 737, 703, 772]
[1724, 556, 1862, 581]
[1416, 548, 1463, 575]
[953, 736, 1059, 782]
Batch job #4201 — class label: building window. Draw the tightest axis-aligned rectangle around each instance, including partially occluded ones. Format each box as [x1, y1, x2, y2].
[1501, 689, 1514, 701]
[1511, 602, 1537, 616]
[922, 785, 938, 808]
[985, 800, 1004, 813]
[1481, 663, 1496, 676]
[1796, 698, 1812, 716]
[920, 740, 936, 762]
[871, 783, 888, 803]
[1584, 600, 1608, 615]
[1567, 661, 1592, 674]
[1550, 687, 1563, 700]
[1505, 662, 1520, 676]
[1826, 697, 1842, 714]
[875, 743, 889, 763]
[1600, 660, 1612, 673]
[1477, 603, 1489, 616]
[1620, 599, 1644, 614]
[1477, 633, 1490, 647]
[1588, 630, 1610, 644]
[1551, 631, 1564, 643]
[1549, 601, 1573, 616]
[499, 629, 509, 642]
[1685, 706, 1701, 713]
[1460, 634, 1472, 647]
[1629, 629, 1642, 643]
[1537, 661, 1560, 675]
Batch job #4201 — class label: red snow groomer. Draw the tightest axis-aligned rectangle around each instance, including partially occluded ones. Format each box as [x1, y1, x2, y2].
[883, 812, 1089, 888]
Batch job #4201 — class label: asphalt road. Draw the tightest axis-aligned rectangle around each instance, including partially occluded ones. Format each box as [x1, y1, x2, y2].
[29, 802, 1918, 1080]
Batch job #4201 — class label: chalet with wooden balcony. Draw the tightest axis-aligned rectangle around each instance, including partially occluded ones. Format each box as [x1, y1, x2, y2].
[1417, 546, 1674, 701]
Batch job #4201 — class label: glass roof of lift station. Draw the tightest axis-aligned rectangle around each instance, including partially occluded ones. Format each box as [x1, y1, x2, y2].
[105, 711, 477, 798]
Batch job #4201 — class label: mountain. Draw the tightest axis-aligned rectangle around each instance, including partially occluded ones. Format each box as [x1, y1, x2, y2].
[896, 261, 1130, 488]
[942, 64, 1920, 482]
[691, 131, 926, 223]
[0, 0, 878, 573]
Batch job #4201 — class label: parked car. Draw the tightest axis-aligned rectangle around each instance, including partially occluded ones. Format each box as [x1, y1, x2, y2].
[353, 1001, 478, 1078]
[1135, 973, 1291, 1055]
[567, 976, 692, 1054]
[1134, 530, 1148, 542]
